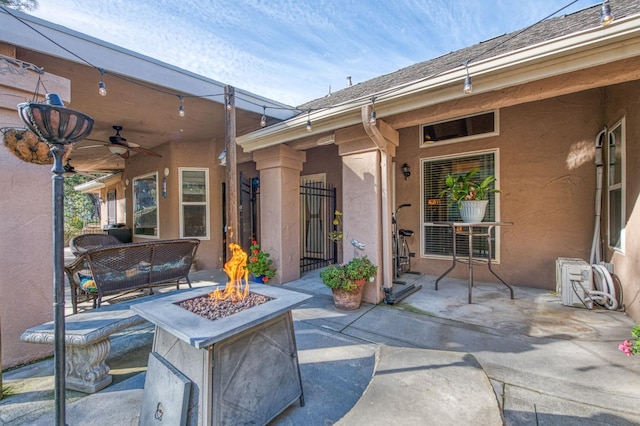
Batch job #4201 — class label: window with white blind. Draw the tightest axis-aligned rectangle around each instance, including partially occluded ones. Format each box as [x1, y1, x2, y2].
[607, 119, 625, 252]
[179, 168, 209, 239]
[422, 150, 499, 260]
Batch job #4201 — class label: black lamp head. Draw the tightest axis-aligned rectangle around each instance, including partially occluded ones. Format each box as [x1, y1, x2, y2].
[402, 163, 411, 180]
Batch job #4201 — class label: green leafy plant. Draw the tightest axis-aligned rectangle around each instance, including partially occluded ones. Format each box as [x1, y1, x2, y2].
[345, 256, 378, 282]
[618, 325, 640, 356]
[438, 168, 500, 209]
[246, 240, 276, 283]
[320, 263, 355, 291]
[320, 256, 378, 291]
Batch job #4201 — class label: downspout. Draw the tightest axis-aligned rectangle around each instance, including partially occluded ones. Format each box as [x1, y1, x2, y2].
[361, 105, 395, 302]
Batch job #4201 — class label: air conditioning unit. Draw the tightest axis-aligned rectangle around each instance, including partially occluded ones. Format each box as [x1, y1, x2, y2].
[555, 258, 593, 309]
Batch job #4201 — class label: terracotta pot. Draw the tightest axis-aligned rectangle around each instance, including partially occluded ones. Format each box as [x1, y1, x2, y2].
[331, 279, 366, 310]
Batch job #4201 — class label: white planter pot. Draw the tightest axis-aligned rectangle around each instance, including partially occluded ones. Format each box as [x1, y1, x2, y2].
[459, 200, 489, 223]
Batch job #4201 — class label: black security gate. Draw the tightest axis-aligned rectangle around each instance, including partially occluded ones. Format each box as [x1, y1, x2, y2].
[239, 173, 259, 253]
[300, 181, 336, 273]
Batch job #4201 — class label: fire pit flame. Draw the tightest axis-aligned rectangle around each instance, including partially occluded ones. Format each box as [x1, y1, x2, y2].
[209, 243, 250, 302]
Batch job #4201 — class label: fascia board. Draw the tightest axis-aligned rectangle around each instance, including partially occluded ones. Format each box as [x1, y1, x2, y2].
[0, 8, 294, 119]
[238, 13, 640, 151]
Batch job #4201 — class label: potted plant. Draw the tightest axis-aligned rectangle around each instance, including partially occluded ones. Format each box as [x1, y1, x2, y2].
[246, 240, 276, 283]
[345, 255, 378, 284]
[320, 256, 378, 310]
[438, 169, 500, 222]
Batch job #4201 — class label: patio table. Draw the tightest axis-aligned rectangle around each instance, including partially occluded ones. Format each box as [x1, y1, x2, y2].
[427, 221, 514, 303]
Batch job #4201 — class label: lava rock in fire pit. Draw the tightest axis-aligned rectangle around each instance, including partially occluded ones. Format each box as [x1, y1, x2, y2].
[176, 292, 272, 321]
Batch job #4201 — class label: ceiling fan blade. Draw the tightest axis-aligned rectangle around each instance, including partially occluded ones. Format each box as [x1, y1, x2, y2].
[75, 144, 109, 150]
[128, 146, 162, 157]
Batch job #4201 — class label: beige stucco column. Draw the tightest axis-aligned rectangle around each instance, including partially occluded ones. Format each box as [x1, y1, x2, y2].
[253, 144, 306, 284]
[335, 108, 398, 304]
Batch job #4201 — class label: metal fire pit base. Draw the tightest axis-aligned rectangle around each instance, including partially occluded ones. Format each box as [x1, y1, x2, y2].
[133, 286, 311, 426]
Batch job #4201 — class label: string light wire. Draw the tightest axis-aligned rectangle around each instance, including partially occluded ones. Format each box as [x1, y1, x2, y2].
[1, 0, 598, 130]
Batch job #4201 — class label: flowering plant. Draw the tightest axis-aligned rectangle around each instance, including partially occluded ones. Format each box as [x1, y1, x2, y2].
[618, 325, 640, 356]
[246, 240, 276, 283]
[328, 210, 343, 242]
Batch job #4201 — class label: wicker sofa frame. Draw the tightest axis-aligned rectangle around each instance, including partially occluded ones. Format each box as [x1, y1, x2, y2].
[64, 238, 200, 313]
[69, 233, 123, 256]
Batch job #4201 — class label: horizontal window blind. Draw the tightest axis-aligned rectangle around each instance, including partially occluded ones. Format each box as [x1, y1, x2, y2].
[422, 152, 497, 260]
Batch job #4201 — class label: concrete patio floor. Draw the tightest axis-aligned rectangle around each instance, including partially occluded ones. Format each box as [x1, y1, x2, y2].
[1, 267, 640, 425]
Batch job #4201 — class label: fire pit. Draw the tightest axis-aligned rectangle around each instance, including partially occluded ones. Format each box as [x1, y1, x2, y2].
[132, 244, 311, 425]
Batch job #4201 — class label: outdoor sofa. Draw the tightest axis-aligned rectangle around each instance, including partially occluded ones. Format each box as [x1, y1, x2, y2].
[64, 238, 200, 313]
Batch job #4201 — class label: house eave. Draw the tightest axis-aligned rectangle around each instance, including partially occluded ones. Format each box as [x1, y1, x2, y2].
[0, 8, 294, 119]
[237, 13, 640, 152]
[74, 172, 122, 193]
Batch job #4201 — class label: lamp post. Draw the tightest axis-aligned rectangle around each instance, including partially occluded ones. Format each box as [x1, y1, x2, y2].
[17, 94, 94, 425]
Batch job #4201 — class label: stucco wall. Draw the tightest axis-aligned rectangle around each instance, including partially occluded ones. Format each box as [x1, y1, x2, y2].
[1, 64, 71, 368]
[124, 138, 226, 271]
[394, 89, 601, 290]
[302, 144, 343, 208]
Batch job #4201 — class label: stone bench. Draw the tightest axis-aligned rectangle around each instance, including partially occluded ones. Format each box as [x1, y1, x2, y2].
[20, 301, 147, 393]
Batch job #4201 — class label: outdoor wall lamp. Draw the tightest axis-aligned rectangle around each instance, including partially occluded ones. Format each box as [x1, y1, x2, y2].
[218, 149, 227, 166]
[402, 163, 411, 180]
[18, 93, 94, 426]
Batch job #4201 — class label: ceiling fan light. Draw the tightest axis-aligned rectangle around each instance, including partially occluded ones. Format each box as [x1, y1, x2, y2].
[109, 145, 128, 155]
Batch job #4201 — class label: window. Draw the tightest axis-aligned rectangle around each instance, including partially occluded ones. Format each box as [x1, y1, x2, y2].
[179, 168, 209, 239]
[607, 119, 625, 252]
[422, 150, 499, 259]
[133, 172, 159, 238]
[106, 190, 116, 225]
[421, 111, 498, 147]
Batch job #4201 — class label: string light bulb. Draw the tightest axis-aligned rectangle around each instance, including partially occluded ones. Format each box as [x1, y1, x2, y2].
[98, 68, 107, 96]
[226, 94, 233, 111]
[306, 110, 312, 132]
[600, 0, 614, 26]
[178, 96, 185, 117]
[369, 96, 377, 124]
[260, 106, 267, 127]
[463, 62, 473, 94]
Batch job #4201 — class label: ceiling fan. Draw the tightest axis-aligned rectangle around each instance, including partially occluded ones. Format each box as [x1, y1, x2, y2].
[63, 159, 103, 178]
[76, 125, 161, 158]
[108, 125, 161, 158]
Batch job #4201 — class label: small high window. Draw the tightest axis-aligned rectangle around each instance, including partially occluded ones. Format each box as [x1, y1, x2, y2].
[421, 111, 498, 147]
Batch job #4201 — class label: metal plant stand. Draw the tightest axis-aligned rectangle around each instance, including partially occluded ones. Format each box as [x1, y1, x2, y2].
[17, 94, 93, 425]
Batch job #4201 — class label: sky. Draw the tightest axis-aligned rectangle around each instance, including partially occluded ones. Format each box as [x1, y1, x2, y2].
[25, 0, 603, 106]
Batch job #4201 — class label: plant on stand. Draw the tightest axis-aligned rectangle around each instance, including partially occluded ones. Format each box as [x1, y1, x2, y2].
[247, 240, 276, 283]
[438, 168, 500, 222]
[328, 210, 343, 261]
